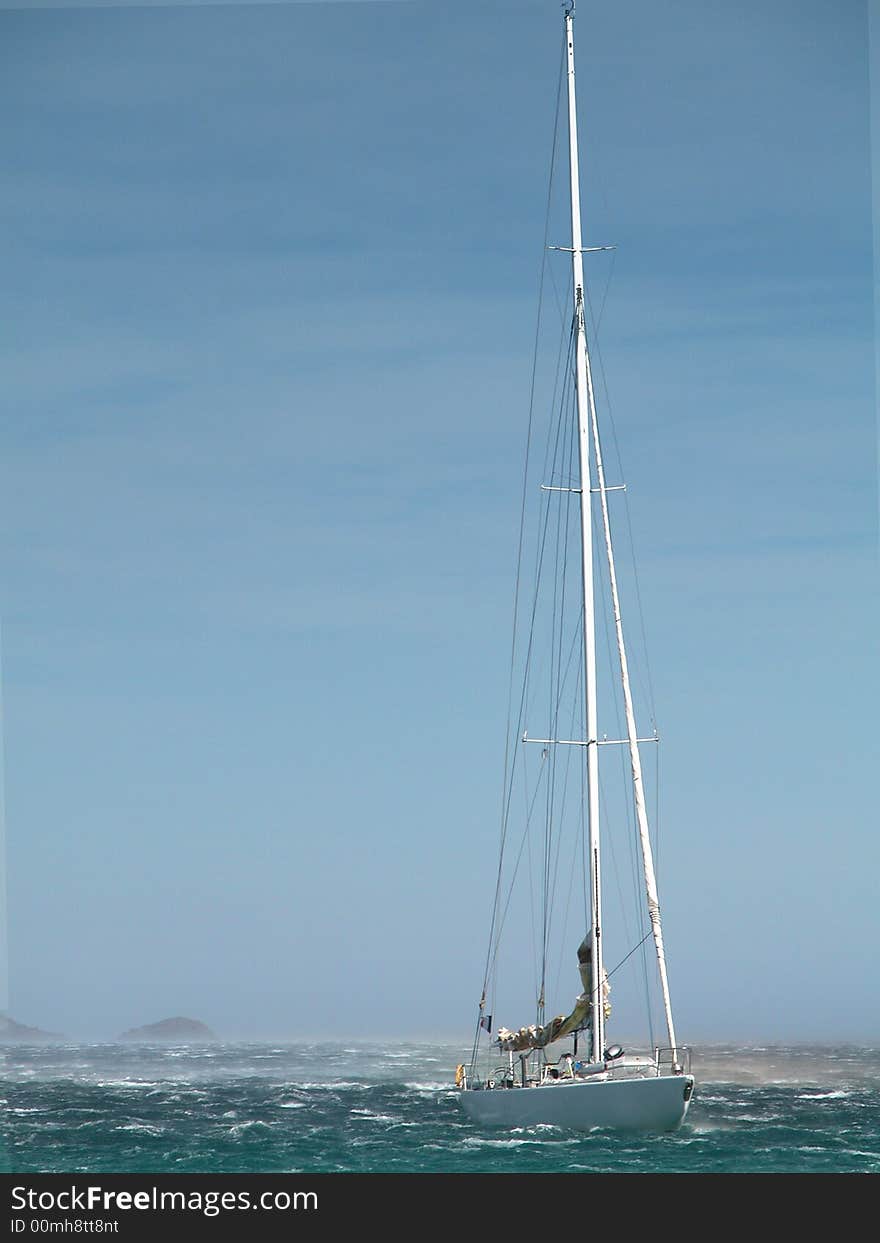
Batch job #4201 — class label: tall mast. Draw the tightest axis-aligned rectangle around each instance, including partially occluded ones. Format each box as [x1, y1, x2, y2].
[565, 4, 604, 1066]
[563, 7, 678, 1057]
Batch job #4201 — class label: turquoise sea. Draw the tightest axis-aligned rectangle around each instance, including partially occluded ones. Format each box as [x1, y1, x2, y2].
[4, 1042, 878, 1174]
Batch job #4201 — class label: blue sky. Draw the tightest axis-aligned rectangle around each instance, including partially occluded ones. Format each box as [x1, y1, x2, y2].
[1, 0, 876, 1042]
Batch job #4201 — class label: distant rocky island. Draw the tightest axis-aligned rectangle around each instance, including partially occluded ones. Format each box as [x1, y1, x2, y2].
[0, 1014, 63, 1043]
[118, 1016, 216, 1042]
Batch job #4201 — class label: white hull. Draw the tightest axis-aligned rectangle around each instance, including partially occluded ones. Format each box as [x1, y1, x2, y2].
[459, 1073, 694, 1132]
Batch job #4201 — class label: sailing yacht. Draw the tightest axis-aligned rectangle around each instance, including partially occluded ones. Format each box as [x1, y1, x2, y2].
[456, 4, 695, 1132]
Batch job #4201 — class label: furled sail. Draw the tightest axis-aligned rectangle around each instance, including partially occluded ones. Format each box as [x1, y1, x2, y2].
[496, 937, 611, 1053]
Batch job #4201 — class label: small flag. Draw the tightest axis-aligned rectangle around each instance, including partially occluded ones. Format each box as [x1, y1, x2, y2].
[480, 1014, 492, 1034]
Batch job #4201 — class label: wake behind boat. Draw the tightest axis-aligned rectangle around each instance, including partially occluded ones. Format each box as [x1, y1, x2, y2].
[457, 3, 695, 1134]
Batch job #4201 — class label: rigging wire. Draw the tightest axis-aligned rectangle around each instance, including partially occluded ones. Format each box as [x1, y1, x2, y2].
[550, 653, 585, 1007]
[472, 35, 566, 1068]
[518, 309, 577, 747]
[655, 740, 662, 885]
[542, 412, 581, 1015]
[544, 618, 586, 962]
[594, 556, 638, 955]
[540, 370, 579, 1024]
[547, 256, 572, 335]
[606, 931, 653, 982]
[593, 248, 617, 338]
[583, 278, 659, 731]
[488, 750, 548, 983]
[488, 314, 578, 1034]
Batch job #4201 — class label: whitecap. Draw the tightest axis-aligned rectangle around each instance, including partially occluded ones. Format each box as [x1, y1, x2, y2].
[462, 1137, 531, 1148]
[93, 1079, 166, 1090]
[294, 1081, 363, 1091]
[228, 1121, 274, 1138]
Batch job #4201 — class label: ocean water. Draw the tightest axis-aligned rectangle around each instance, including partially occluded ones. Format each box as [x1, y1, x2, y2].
[3, 1042, 878, 1173]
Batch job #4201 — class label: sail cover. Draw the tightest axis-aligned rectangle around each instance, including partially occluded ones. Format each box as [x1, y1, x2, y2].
[496, 937, 611, 1053]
